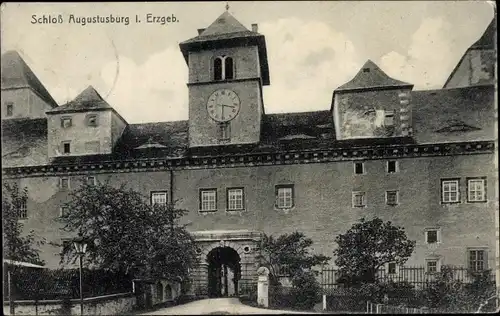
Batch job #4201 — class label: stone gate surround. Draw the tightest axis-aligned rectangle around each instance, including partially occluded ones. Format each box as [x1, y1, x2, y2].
[189, 230, 263, 297]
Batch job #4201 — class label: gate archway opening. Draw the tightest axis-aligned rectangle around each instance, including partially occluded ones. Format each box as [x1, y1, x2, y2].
[206, 246, 241, 298]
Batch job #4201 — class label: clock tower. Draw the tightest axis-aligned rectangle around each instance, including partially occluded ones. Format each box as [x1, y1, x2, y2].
[179, 10, 270, 148]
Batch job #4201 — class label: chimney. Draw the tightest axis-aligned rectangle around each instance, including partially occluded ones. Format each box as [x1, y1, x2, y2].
[251, 24, 258, 32]
[197, 28, 205, 35]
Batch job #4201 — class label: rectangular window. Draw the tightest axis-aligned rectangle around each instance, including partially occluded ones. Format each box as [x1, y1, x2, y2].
[60, 206, 69, 217]
[6, 102, 13, 116]
[200, 189, 217, 212]
[425, 229, 440, 244]
[352, 191, 366, 207]
[86, 176, 96, 186]
[218, 122, 231, 141]
[61, 117, 72, 128]
[468, 249, 487, 272]
[62, 141, 71, 154]
[60, 177, 70, 190]
[387, 161, 398, 173]
[354, 162, 364, 174]
[426, 259, 439, 273]
[151, 191, 168, 206]
[275, 185, 294, 209]
[467, 177, 487, 203]
[384, 110, 395, 126]
[441, 179, 460, 203]
[227, 188, 244, 210]
[386, 190, 399, 206]
[18, 198, 27, 219]
[388, 262, 397, 274]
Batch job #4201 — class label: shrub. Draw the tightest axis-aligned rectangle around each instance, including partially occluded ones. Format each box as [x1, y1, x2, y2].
[421, 266, 496, 312]
[288, 271, 322, 310]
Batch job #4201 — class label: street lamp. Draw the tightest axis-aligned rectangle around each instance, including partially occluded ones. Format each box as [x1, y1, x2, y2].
[73, 237, 87, 316]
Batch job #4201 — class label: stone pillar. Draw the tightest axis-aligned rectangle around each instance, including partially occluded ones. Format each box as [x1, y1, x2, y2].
[257, 266, 270, 308]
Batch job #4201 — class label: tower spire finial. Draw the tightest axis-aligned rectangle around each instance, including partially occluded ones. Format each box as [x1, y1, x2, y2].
[225, 2, 229, 11]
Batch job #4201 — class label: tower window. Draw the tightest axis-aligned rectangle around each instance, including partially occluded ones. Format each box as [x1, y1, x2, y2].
[87, 114, 98, 127]
[214, 57, 223, 81]
[6, 102, 14, 116]
[384, 110, 395, 126]
[61, 117, 72, 128]
[218, 122, 231, 141]
[224, 57, 234, 80]
[213, 55, 234, 81]
[62, 141, 71, 154]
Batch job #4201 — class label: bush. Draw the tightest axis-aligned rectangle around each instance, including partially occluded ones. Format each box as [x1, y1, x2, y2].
[421, 266, 496, 312]
[288, 271, 322, 310]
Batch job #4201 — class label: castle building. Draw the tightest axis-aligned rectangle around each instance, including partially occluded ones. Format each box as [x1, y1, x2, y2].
[1, 11, 497, 297]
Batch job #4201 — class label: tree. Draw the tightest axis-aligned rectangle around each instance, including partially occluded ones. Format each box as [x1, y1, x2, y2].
[2, 182, 45, 265]
[334, 217, 415, 285]
[257, 231, 330, 285]
[57, 180, 199, 281]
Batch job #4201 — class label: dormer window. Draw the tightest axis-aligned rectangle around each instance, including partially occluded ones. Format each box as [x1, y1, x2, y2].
[6, 102, 14, 117]
[61, 117, 72, 128]
[363, 68, 370, 73]
[86, 114, 98, 127]
[213, 55, 234, 81]
[384, 110, 394, 126]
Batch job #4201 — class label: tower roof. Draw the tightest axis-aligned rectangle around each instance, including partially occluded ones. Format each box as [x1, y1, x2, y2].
[47, 85, 112, 114]
[443, 14, 496, 88]
[335, 60, 413, 93]
[1, 50, 58, 108]
[199, 11, 250, 37]
[181, 11, 256, 44]
[470, 15, 496, 49]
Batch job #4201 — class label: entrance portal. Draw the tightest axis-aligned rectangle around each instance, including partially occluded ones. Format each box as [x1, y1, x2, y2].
[207, 247, 241, 297]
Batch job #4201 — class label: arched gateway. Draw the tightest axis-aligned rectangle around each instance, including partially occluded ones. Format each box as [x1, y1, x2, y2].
[189, 230, 262, 297]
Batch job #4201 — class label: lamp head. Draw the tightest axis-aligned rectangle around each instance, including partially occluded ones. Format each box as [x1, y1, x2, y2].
[73, 236, 88, 255]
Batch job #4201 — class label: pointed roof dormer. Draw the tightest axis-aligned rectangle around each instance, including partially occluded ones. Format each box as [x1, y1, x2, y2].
[335, 60, 413, 93]
[47, 85, 112, 114]
[179, 10, 270, 85]
[1, 50, 58, 108]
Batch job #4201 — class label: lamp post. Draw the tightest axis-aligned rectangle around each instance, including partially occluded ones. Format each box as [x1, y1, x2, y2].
[73, 237, 87, 316]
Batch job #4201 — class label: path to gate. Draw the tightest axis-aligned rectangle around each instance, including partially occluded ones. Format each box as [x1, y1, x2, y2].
[138, 297, 318, 315]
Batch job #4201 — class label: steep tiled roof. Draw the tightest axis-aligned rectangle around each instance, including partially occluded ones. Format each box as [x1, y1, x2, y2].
[412, 85, 495, 144]
[47, 86, 112, 114]
[443, 15, 496, 88]
[1, 50, 58, 108]
[336, 60, 412, 93]
[181, 11, 257, 44]
[470, 15, 496, 49]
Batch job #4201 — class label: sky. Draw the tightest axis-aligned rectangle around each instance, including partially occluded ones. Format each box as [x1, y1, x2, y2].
[1, 1, 495, 124]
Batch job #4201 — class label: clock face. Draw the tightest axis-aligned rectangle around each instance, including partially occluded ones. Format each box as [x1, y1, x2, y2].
[206, 89, 241, 122]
